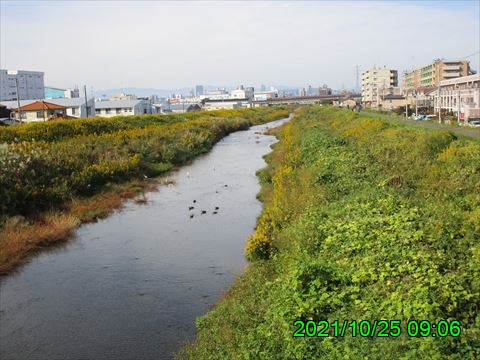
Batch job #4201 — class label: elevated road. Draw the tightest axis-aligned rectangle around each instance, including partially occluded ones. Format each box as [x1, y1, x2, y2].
[254, 94, 359, 106]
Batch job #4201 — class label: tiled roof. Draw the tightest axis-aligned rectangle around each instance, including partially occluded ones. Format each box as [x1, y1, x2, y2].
[1, 98, 93, 109]
[18, 101, 66, 111]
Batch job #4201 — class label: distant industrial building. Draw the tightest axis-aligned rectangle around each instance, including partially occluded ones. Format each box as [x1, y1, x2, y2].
[253, 89, 278, 102]
[402, 59, 470, 91]
[0, 69, 45, 101]
[200, 88, 230, 100]
[361, 67, 399, 107]
[231, 85, 254, 100]
[45, 86, 80, 99]
[203, 98, 250, 111]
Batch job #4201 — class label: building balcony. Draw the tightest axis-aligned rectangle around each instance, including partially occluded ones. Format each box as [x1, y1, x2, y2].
[443, 65, 461, 71]
[444, 72, 461, 78]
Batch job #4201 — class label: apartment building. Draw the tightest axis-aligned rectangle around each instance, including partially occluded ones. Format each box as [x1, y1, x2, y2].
[402, 59, 470, 91]
[0, 69, 45, 101]
[361, 68, 398, 107]
[432, 74, 480, 122]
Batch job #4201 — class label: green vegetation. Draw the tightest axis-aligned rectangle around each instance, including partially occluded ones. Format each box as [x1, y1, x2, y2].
[0, 107, 290, 221]
[179, 106, 480, 359]
[0, 107, 290, 274]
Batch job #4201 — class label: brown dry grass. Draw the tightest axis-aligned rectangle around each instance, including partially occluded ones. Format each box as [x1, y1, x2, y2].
[0, 214, 79, 274]
[0, 178, 162, 275]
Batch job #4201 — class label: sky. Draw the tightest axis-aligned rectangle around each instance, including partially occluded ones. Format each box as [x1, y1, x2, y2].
[1, 0, 479, 92]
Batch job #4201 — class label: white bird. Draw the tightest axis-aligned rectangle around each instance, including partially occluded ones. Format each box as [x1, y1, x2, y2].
[186, 171, 190, 178]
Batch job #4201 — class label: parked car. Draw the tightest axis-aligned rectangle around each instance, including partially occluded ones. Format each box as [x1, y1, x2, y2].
[415, 115, 426, 121]
[468, 120, 480, 127]
[424, 115, 435, 120]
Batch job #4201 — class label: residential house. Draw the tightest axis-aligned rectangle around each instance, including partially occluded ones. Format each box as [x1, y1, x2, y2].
[1, 97, 95, 119]
[12, 100, 66, 122]
[380, 94, 406, 111]
[94, 99, 154, 117]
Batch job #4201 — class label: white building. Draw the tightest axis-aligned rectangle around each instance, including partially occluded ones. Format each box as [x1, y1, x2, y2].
[200, 88, 230, 101]
[109, 93, 138, 101]
[0, 69, 45, 101]
[203, 98, 251, 111]
[231, 88, 254, 100]
[48, 97, 95, 118]
[361, 68, 398, 107]
[94, 99, 154, 117]
[433, 74, 480, 122]
[254, 89, 278, 101]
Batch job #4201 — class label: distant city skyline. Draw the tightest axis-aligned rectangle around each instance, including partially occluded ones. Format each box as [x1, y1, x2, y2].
[1, 1, 479, 91]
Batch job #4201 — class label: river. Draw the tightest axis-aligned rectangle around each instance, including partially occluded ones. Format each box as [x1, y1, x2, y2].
[0, 116, 290, 360]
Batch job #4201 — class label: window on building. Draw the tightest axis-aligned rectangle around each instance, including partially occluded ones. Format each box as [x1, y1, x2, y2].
[105, 108, 111, 114]
[116, 108, 121, 114]
[36, 111, 44, 118]
[72, 107, 76, 115]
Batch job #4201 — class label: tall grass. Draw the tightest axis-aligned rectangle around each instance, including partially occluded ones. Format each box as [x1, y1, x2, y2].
[0, 107, 291, 221]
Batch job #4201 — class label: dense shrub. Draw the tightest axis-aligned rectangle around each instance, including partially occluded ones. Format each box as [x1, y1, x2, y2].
[0, 107, 291, 220]
[180, 106, 480, 359]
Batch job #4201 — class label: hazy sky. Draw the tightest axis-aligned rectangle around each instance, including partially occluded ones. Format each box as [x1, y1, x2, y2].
[1, 0, 479, 91]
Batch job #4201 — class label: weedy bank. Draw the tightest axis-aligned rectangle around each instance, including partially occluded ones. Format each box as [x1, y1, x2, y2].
[179, 106, 480, 359]
[0, 107, 291, 274]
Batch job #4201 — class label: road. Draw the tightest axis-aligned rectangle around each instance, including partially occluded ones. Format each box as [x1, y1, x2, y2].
[360, 111, 480, 139]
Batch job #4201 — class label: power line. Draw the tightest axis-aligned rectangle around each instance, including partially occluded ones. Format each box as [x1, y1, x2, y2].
[460, 51, 479, 59]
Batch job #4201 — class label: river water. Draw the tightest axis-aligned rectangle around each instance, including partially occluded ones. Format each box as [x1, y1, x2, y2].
[0, 116, 290, 360]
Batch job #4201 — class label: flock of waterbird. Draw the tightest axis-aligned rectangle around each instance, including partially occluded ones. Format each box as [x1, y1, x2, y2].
[188, 199, 220, 218]
[186, 168, 227, 218]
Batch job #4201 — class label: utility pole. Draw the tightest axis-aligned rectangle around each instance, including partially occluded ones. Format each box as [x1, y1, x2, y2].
[84, 85, 89, 118]
[15, 78, 21, 122]
[437, 60, 442, 123]
[355, 65, 360, 93]
[438, 85, 442, 123]
[415, 91, 418, 117]
[457, 90, 461, 124]
[405, 90, 408, 118]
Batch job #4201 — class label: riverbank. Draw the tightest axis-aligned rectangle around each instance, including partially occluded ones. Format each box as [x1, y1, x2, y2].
[360, 109, 480, 139]
[0, 107, 291, 275]
[0, 115, 293, 360]
[178, 106, 480, 359]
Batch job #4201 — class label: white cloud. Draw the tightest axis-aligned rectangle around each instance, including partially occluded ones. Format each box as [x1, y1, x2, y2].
[1, 1, 478, 90]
